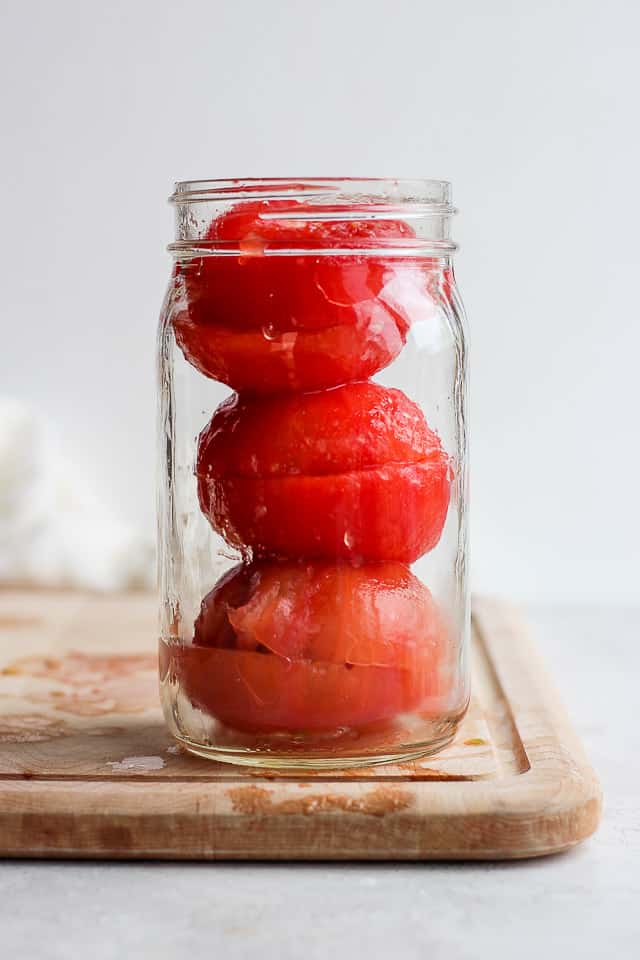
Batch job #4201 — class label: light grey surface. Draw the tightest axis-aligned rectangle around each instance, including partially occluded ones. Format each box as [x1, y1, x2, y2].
[1, 605, 637, 959]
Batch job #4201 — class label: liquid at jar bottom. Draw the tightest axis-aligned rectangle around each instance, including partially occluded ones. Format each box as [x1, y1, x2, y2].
[159, 638, 469, 770]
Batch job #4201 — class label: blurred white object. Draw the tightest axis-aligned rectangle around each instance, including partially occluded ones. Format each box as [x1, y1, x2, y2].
[0, 399, 154, 591]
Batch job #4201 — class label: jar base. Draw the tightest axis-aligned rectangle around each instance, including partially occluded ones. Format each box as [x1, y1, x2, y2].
[172, 720, 461, 771]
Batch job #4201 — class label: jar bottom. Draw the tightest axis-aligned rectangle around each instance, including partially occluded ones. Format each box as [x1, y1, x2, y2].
[172, 719, 462, 770]
[160, 639, 469, 771]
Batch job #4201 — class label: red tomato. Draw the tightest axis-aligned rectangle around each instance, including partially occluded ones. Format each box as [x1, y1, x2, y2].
[207, 198, 416, 248]
[172, 200, 432, 393]
[195, 561, 444, 670]
[197, 383, 452, 562]
[162, 643, 437, 733]
[161, 560, 449, 733]
[172, 305, 405, 394]
[198, 380, 441, 475]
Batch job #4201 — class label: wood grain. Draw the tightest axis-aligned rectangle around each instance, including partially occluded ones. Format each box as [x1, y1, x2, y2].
[0, 590, 601, 859]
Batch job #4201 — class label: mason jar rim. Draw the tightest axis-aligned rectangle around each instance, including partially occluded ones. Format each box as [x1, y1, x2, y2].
[168, 178, 457, 255]
[169, 177, 454, 208]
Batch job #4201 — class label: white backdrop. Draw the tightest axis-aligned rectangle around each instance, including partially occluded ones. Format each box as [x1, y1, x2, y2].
[1, 0, 638, 603]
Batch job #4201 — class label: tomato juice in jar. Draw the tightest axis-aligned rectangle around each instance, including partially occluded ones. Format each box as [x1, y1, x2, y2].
[158, 178, 469, 769]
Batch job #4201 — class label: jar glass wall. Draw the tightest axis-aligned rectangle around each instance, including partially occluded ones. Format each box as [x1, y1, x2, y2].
[158, 178, 469, 769]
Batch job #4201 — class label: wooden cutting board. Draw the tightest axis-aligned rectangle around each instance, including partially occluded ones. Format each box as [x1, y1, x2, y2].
[0, 590, 601, 860]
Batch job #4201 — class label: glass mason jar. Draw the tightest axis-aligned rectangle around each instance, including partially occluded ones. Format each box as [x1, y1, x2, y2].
[158, 178, 469, 769]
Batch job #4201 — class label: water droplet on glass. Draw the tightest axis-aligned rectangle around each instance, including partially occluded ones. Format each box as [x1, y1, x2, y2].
[262, 322, 278, 341]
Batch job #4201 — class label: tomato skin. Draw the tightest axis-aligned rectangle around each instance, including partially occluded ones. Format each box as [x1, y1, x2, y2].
[172, 200, 431, 393]
[197, 383, 452, 563]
